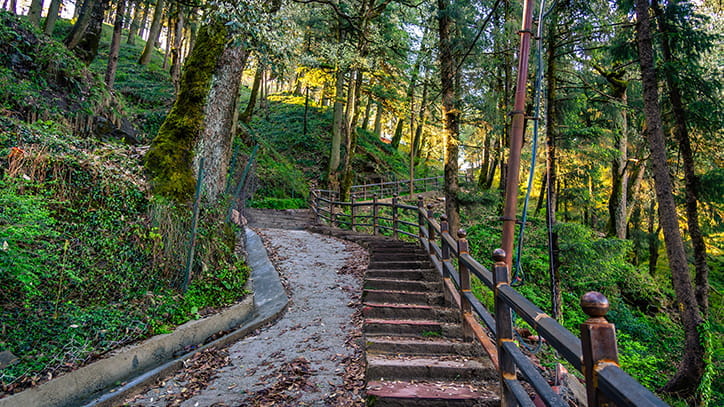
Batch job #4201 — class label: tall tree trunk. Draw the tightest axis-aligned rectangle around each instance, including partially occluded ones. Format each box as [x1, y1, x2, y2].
[340, 69, 363, 200]
[599, 67, 630, 239]
[144, 22, 228, 202]
[373, 102, 383, 137]
[647, 200, 660, 275]
[137, 0, 151, 40]
[126, 0, 140, 44]
[413, 78, 428, 162]
[361, 96, 372, 131]
[68, 0, 110, 64]
[328, 67, 346, 190]
[27, 0, 43, 26]
[64, 0, 95, 49]
[73, 0, 82, 18]
[634, 0, 705, 397]
[390, 117, 404, 148]
[6, 0, 17, 14]
[43, 0, 62, 35]
[438, 0, 460, 234]
[138, 0, 164, 65]
[105, 0, 125, 89]
[652, 0, 709, 318]
[169, 7, 184, 91]
[195, 41, 249, 202]
[240, 64, 263, 124]
[162, 6, 173, 69]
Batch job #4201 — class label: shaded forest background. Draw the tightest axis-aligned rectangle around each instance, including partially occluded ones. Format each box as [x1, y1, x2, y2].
[0, 0, 721, 405]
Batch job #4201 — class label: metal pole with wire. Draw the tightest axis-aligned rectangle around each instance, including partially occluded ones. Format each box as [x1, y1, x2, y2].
[500, 0, 536, 270]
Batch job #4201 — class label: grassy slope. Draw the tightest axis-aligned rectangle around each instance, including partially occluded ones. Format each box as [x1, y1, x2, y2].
[243, 93, 418, 206]
[0, 15, 247, 396]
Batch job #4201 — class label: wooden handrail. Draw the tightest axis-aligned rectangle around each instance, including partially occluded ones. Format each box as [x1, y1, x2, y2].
[309, 191, 669, 407]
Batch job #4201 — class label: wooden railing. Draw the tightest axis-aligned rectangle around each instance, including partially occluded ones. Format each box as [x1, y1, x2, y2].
[309, 192, 668, 407]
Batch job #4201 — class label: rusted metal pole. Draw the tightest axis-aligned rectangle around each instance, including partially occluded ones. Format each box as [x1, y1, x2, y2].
[580, 292, 619, 407]
[501, 0, 536, 268]
[493, 248, 515, 407]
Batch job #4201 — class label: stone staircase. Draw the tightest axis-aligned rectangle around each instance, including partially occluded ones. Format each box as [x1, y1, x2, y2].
[308, 225, 500, 406]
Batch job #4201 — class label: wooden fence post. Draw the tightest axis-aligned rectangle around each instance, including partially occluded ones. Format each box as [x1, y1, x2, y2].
[392, 194, 399, 239]
[330, 195, 336, 228]
[427, 204, 435, 253]
[417, 196, 425, 239]
[313, 191, 320, 224]
[458, 229, 472, 341]
[351, 194, 356, 231]
[494, 248, 515, 407]
[373, 194, 379, 235]
[440, 214, 450, 278]
[580, 292, 619, 407]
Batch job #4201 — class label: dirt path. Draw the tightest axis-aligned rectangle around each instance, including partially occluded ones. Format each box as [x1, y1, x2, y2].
[125, 229, 367, 407]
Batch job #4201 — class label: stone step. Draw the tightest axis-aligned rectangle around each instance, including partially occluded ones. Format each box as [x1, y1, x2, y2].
[368, 260, 431, 270]
[366, 336, 481, 357]
[370, 247, 425, 255]
[362, 303, 459, 322]
[366, 380, 500, 407]
[365, 278, 441, 292]
[371, 252, 429, 261]
[366, 269, 435, 280]
[366, 355, 497, 382]
[364, 318, 462, 338]
[363, 289, 444, 306]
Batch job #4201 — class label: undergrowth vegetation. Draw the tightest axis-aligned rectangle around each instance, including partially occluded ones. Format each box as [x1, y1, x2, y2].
[0, 15, 247, 396]
[244, 93, 417, 207]
[457, 187, 718, 403]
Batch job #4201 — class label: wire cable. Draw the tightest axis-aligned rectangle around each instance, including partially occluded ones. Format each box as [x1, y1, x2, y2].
[511, 0, 557, 287]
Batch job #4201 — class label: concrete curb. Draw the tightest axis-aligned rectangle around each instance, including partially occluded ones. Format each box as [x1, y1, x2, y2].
[0, 228, 288, 407]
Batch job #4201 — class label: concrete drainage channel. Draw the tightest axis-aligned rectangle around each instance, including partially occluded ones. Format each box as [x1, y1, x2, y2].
[0, 228, 288, 407]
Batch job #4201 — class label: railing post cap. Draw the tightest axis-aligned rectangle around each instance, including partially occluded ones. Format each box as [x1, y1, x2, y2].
[581, 291, 609, 318]
[457, 229, 467, 239]
[427, 203, 433, 209]
[440, 214, 448, 221]
[492, 248, 506, 262]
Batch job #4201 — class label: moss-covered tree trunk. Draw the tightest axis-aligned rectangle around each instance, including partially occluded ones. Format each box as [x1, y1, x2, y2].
[144, 22, 227, 202]
[194, 42, 249, 202]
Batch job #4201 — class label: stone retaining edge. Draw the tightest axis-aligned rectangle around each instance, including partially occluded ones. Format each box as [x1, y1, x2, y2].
[0, 227, 288, 407]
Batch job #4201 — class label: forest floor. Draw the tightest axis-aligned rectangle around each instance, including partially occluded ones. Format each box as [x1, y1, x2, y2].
[123, 229, 369, 407]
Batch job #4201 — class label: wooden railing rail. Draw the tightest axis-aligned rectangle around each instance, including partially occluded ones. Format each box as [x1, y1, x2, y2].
[310, 191, 669, 407]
